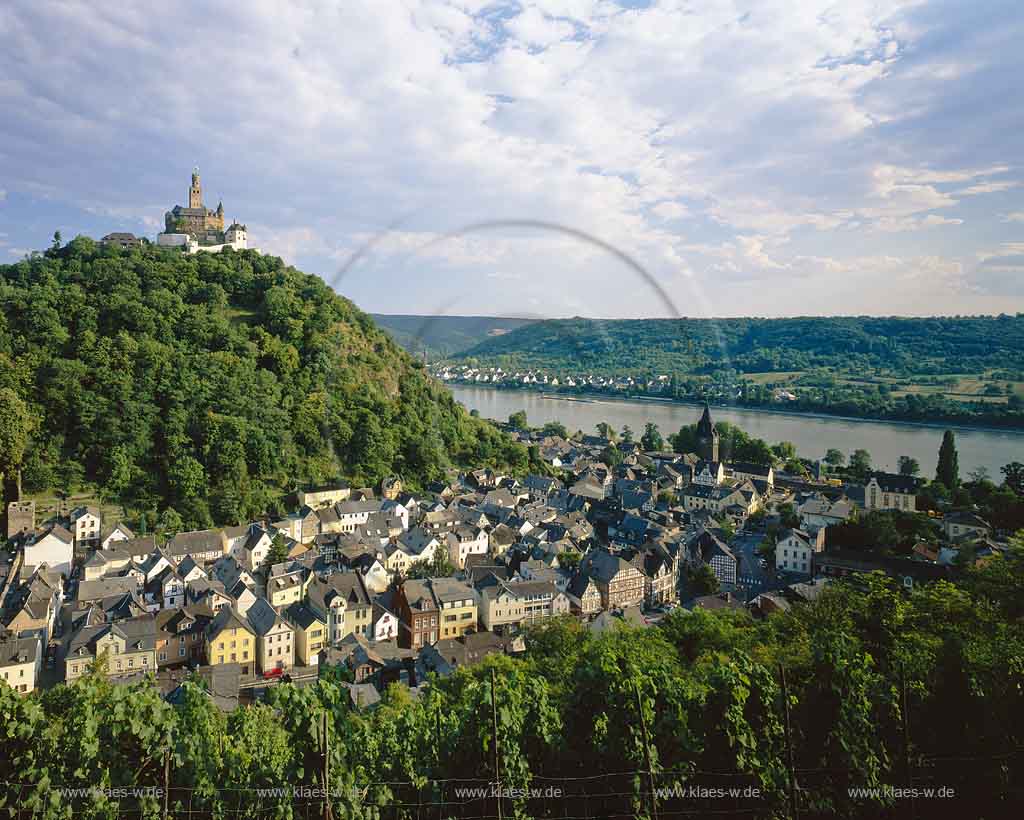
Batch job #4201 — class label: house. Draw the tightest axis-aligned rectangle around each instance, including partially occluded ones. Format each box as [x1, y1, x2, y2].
[748, 592, 790, 618]
[561, 573, 601, 617]
[308, 573, 373, 644]
[523, 475, 563, 501]
[420, 631, 523, 676]
[579, 549, 645, 610]
[166, 529, 226, 565]
[186, 578, 232, 613]
[445, 525, 489, 570]
[370, 595, 401, 642]
[205, 607, 257, 676]
[23, 524, 74, 575]
[297, 482, 352, 509]
[487, 523, 517, 557]
[381, 541, 416, 577]
[0, 632, 40, 694]
[229, 524, 273, 571]
[692, 461, 726, 487]
[393, 580, 438, 649]
[634, 545, 677, 606]
[478, 579, 567, 632]
[326, 632, 415, 689]
[690, 530, 738, 588]
[283, 602, 327, 666]
[246, 598, 294, 675]
[77, 576, 142, 607]
[6, 501, 35, 540]
[154, 607, 210, 668]
[943, 512, 991, 542]
[863, 472, 921, 512]
[2, 569, 62, 643]
[730, 462, 775, 492]
[334, 500, 383, 534]
[797, 493, 855, 533]
[101, 232, 143, 248]
[814, 549, 953, 589]
[609, 513, 650, 547]
[100, 522, 136, 550]
[65, 615, 157, 682]
[82, 546, 135, 582]
[426, 578, 477, 641]
[266, 561, 310, 609]
[70, 506, 102, 548]
[775, 528, 825, 575]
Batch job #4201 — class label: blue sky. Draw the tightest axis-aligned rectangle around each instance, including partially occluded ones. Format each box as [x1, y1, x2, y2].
[1, 0, 1022, 318]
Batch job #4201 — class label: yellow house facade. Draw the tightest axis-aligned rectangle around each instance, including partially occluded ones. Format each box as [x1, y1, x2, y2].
[206, 608, 256, 676]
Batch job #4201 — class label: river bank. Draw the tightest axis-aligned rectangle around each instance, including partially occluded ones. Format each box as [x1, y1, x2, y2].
[448, 384, 1024, 478]
[446, 382, 1024, 433]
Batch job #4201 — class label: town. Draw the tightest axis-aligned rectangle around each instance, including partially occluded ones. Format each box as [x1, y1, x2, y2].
[1, 403, 1011, 706]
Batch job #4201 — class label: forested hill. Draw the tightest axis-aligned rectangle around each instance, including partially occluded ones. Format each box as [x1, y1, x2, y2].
[0, 239, 527, 529]
[370, 314, 536, 358]
[451, 315, 1024, 375]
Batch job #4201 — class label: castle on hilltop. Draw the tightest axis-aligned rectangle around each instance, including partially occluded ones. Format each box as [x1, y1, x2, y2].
[156, 169, 251, 254]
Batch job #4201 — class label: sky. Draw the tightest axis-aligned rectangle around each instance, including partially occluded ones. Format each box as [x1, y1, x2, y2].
[1, 0, 1022, 319]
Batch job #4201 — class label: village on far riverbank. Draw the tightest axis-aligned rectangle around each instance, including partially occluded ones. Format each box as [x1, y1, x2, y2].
[447, 383, 1024, 480]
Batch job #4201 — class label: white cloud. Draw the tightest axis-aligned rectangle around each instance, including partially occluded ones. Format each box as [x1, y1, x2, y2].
[955, 181, 1019, 196]
[0, 0, 1021, 316]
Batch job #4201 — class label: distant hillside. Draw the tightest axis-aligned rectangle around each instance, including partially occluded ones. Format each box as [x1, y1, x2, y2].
[370, 314, 536, 357]
[451, 315, 1024, 376]
[0, 242, 529, 530]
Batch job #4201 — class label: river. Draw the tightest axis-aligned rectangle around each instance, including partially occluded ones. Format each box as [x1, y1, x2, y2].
[447, 385, 1024, 479]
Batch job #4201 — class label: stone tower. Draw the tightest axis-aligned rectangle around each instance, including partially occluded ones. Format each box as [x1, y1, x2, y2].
[696, 402, 719, 462]
[189, 168, 203, 208]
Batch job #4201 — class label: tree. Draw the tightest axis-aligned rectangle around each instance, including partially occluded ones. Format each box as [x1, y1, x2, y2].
[685, 563, 720, 596]
[620, 424, 634, 443]
[263, 533, 290, 568]
[936, 429, 960, 489]
[898, 455, 920, 476]
[595, 421, 615, 441]
[773, 441, 797, 462]
[849, 448, 872, 479]
[407, 543, 455, 579]
[777, 502, 799, 529]
[599, 444, 623, 467]
[0, 389, 34, 502]
[640, 422, 664, 451]
[508, 411, 528, 429]
[968, 466, 991, 484]
[1002, 462, 1024, 496]
[824, 448, 845, 468]
[541, 421, 568, 438]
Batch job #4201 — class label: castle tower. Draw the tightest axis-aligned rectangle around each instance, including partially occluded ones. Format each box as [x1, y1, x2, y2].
[696, 402, 719, 462]
[189, 168, 203, 208]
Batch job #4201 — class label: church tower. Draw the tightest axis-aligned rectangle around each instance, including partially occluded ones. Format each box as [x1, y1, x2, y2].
[189, 168, 203, 209]
[696, 402, 720, 462]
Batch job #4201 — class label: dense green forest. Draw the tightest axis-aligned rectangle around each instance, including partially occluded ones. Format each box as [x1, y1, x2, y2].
[452, 315, 1024, 376]
[370, 314, 536, 358]
[3, 552, 1023, 819]
[0, 240, 528, 529]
